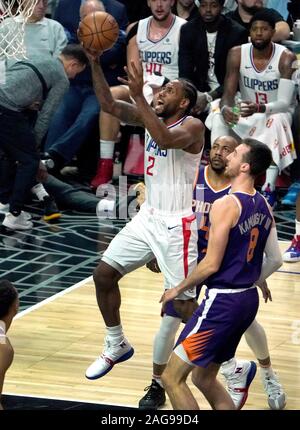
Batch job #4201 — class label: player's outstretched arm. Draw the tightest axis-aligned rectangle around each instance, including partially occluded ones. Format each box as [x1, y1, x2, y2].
[88, 55, 143, 127]
[160, 196, 239, 306]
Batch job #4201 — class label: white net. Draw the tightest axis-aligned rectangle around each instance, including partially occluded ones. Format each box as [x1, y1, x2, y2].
[0, 0, 38, 59]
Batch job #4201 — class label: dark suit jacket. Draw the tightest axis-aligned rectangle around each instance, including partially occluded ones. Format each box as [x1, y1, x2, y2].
[179, 15, 248, 96]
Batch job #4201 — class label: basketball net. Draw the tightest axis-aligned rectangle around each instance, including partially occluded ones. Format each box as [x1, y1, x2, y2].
[0, 0, 39, 60]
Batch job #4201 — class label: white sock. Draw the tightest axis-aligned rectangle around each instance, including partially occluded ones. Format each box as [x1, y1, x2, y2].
[244, 319, 269, 360]
[153, 374, 164, 388]
[153, 315, 181, 365]
[262, 165, 279, 192]
[100, 140, 115, 159]
[260, 366, 275, 378]
[220, 357, 237, 376]
[106, 324, 123, 344]
[31, 183, 49, 201]
[296, 219, 300, 236]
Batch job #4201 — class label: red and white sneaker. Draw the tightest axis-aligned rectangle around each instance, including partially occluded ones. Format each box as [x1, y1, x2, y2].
[221, 360, 257, 409]
[90, 159, 113, 189]
[85, 337, 134, 379]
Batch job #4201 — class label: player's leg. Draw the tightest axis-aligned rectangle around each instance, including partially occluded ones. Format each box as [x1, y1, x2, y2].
[86, 209, 154, 379]
[244, 319, 286, 409]
[192, 362, 235, 410]
[91, 85, 131, 188]
[139, 312, 181, 409]
[161, 350, 199, 410]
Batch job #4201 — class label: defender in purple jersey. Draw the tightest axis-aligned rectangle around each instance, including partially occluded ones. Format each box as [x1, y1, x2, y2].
[160, 138, 283, 410]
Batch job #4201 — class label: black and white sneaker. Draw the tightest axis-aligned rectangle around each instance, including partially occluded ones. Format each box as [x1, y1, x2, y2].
[139, 379, 166, 410]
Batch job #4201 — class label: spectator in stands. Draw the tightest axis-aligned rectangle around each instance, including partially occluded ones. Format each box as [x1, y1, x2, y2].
[226, 0, 290, 41]
[173, 0, 199, 21]
[0, 0, 67, 62]
[178, 0, 247, 115]
[0, 45, 88, 231]
[223, 0, 236, 14]
[0, 0, 69, 220]
[44, 0, 127, 179]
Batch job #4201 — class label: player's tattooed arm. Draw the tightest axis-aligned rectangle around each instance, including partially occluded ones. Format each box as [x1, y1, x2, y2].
[113, 100, 144, 127]
[89, 57, 144, 126]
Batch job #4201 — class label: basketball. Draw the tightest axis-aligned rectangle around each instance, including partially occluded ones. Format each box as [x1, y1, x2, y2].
[78, 11, 119, 52]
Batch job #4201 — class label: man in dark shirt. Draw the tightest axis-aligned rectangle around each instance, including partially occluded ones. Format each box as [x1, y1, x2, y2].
[179, 0, 248, 114]
[226, 0, 290, 41]
[0, 45, 88, 230]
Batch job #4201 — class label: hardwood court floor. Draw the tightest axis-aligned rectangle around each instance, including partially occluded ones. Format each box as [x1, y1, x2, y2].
[4, 243, 300, 410]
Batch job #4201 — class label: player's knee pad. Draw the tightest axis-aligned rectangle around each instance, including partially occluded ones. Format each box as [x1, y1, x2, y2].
[153, 315, 181, 365]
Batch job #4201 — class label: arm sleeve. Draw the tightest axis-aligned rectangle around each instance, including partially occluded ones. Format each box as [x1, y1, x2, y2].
[256, 226, 283, 284]
[265, 78, 295, 114]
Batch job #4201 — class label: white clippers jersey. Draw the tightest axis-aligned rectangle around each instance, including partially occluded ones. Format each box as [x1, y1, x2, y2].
[144, 116, 202, 215]
[137, 15, 186, 81]
[239, 42, 286, 105]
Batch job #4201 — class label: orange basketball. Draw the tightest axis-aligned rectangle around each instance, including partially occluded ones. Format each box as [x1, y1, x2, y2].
[78, 11, 119, 52]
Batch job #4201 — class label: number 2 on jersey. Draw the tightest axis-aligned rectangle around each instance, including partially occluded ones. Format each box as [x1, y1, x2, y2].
[247, 227, 259, 262]
[146, 155, 155, 176]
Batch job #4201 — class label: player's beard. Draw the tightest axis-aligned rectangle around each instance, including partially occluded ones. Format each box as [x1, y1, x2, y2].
[242, 5, 261, 15]
[153, 11, 171, 22]
[251, 39, 271, 50]
[210, 159, 226, 174]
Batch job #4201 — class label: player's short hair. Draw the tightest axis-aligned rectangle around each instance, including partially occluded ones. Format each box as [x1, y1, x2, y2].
[61, 44, 89, 66]
[249, 9, 276, 30]
[242, 138, 273, 178]
[178, 78, 198, 114]
[0, 280, 18, 319]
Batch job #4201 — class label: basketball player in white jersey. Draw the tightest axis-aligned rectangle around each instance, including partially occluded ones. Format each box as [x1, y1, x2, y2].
[91, 0, 186, 188]
[210, 10, 297, 208]
[85, 50, 204, 380]
[0, 280, 19, 410]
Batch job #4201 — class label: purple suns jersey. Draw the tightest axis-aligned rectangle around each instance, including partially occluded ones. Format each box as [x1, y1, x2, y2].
[193, 166, 230, 261]
[206, 191, 273, 290]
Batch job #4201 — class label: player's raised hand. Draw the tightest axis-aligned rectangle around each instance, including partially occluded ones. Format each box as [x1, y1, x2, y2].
[118, 61, 144, 100]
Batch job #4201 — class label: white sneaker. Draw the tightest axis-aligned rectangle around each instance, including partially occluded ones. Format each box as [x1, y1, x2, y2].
[0, 202, 9, 214]
[85, 337, 134, 380]
[221, 360, 257, 409]
[261, 370, 286, 410]
[2, 212, 33, 230]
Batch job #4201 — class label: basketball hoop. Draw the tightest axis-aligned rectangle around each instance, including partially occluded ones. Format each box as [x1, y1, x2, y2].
[0, 0, 39, 59]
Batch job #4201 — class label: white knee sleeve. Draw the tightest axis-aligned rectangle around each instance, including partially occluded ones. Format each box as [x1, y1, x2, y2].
[153, 315, 181, 365]
[244, 319, 270, 360]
